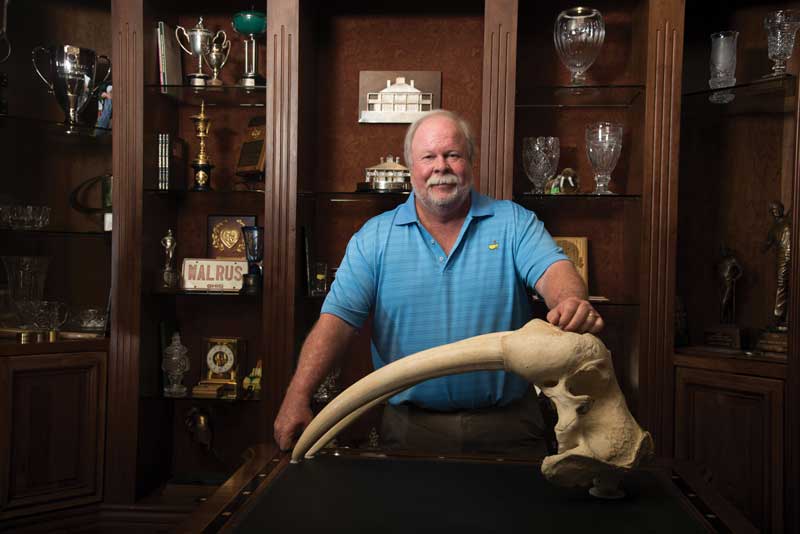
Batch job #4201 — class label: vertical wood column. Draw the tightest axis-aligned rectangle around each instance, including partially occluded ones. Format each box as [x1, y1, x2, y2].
[640, 0, 684, 456]
[785, 59, 800, 534]
[106, 0, 143, 504]
[264, 0, 299, 429]
[480, 0, 517, 200]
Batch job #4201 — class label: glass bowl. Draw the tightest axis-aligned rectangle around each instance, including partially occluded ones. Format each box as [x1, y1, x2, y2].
[7, 205, 51, 230]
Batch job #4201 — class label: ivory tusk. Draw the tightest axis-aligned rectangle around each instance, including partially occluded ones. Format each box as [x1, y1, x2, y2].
[291, 332, 507, 462]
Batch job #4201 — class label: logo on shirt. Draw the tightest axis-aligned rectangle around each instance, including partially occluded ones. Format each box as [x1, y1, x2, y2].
[488, 240, 499, 250]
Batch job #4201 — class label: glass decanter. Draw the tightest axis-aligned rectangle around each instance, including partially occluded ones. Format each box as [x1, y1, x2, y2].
[162, 332, 190, 397]
[554, 7, 605, 86]
[586, 122, 623, 195]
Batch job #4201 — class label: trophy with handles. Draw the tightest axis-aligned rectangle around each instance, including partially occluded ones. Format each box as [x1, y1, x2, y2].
[176, 17, 227, 86]
[32, 44, 111, 134]
[202, 39, 231, 86]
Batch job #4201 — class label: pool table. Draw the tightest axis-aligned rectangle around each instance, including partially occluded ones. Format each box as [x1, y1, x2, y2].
[179, 444, 757, 534]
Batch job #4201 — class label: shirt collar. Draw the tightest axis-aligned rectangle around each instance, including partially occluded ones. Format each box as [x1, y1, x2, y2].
[395, 189, 495, 226]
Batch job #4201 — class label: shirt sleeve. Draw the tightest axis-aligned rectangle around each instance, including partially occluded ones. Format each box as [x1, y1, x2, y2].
[512, 203, 568, 289]
[320, 226, 377, 329]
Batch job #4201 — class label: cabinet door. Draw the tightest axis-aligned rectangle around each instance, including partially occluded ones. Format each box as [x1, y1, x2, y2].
[0, 351, 107, 519]
[674, 366, 783, 532]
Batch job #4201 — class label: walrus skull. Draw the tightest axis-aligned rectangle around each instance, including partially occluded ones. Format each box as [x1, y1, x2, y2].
[291, 319, 653, 490]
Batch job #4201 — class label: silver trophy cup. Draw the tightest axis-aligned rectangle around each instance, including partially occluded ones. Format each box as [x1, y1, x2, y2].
[176, 17, 227, 86]
[32, 44, 111, 134]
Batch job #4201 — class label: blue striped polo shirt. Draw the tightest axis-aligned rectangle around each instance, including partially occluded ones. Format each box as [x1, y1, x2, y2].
[321, 189, 567, 410]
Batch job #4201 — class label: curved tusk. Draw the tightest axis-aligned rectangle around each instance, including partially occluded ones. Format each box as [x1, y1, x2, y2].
[302, 387, 405, 459]
[291, 331, 509, 462]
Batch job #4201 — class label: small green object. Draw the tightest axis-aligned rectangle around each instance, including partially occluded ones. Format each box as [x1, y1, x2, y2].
[232, 11, 266, 35]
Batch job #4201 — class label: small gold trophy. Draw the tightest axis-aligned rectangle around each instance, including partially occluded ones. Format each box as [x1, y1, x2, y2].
[189, 101, 214, 191]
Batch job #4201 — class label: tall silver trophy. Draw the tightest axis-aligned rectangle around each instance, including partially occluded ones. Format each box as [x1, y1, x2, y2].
[176, 17, 227, 86]
[32, 45, 111, 134]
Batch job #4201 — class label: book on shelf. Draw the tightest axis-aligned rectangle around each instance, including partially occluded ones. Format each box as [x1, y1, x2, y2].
[156, 133, 186, 190]
[156, 21, 182, 89]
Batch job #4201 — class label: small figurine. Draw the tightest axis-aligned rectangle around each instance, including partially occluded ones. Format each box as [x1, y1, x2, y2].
[763, 201, 791, 330]
[717, 245, 742, 325]
[545, 167, 580, 194]
[159, 229, 178, 289]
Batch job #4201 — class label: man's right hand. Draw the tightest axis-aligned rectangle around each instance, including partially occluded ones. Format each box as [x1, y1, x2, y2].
[273, 390, 314, 451]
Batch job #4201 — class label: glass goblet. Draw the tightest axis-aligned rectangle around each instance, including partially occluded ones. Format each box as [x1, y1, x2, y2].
[764, 10, 800, 77]
[586, 122, 623, 195]
[554, 7, 605, 86]
[522, 137, 560, 195]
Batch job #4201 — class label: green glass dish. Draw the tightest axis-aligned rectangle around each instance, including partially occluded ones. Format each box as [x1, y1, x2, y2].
[232, 11, 266, 35]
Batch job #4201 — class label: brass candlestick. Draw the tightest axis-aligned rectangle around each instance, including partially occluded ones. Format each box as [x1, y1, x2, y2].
[190, 101, 214, 191]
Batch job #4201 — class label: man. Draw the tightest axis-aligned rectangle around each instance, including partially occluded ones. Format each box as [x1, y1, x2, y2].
[274, 110, 603, 454]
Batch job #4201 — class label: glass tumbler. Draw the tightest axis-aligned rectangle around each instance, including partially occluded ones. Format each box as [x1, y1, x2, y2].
[586, 122, 623, 195]
[522, 137, 560, 195]
[709, 31, 738, 104]
[764, 10, 800, 76]
[2, 256, 51, 301]
[554, 7, 605, 86]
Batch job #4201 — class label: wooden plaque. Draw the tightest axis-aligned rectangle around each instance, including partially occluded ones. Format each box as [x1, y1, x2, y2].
[553, 236, 588, 286]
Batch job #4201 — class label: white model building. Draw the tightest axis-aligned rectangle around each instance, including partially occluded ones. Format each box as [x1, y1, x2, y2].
[359, 77, 434, 123]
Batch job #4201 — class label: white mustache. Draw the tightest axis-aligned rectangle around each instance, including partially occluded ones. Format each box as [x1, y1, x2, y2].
[426, 174, 460, 187]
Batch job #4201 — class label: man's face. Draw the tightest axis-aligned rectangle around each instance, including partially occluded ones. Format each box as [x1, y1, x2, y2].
[409, 116, 473, 216]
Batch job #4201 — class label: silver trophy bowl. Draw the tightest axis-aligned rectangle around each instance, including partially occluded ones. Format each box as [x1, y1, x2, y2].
[32, 44, 111, 134]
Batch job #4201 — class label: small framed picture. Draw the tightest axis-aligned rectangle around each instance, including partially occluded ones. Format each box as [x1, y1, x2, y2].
[207, 215, 256, 260]
[553, 236, 588, 286]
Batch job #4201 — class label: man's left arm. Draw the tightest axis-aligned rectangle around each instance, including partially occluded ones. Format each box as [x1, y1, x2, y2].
[535, 259, 603, 334]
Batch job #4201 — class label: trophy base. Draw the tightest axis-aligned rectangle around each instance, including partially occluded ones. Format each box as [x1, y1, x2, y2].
[158, 268, 179, 290]
[755, 330, 788, 354]
[188, 73, 210, 87]
[191, 162, 214, 191]
[241, 273, 261, 295]
[207, 77, 224, 87]
[704, 324, 741, 349]
[238, 73, 266, 87]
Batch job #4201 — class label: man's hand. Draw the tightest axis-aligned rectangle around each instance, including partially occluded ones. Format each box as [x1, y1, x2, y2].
[546, 295, 604, 334]
[535, 260, 604, 334]
[274, 389, 314, 451]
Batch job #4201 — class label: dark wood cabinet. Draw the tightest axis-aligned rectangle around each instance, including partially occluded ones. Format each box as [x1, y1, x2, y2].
[0, 350, 107, 520]
[675, 363, 784, 531]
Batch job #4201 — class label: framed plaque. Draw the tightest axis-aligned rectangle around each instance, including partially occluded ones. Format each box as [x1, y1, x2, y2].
[208, 215, 256, 259]
[553, 236, 588, 286]
[235, 116, 266, 179]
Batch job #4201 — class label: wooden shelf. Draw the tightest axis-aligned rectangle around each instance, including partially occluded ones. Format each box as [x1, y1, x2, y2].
[145, 84, 266, 107]
[515, 85, 645, 108]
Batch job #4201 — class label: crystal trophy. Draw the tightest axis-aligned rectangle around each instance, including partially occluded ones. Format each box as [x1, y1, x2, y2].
[764, 10, 800, 77]
[162, 332, 190, 397]
[554, 7, 605, 86]
[708, 31, 738, 104]
[232, 10, 266, 87]
[522, 137, 560, 195]
[586, 122, 623, 195]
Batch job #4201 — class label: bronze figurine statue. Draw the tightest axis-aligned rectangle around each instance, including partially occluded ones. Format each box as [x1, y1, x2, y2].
[718, 246, 742, 325]
[764, 201, 791, 330]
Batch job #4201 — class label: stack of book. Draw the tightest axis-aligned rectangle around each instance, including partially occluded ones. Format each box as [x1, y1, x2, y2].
[157, 133, 186, 190]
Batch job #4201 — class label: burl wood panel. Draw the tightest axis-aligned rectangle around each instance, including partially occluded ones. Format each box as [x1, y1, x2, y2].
[0, 351, 106, 519]
[300, 0, 484, 194]
[675, 366, 784, 532]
